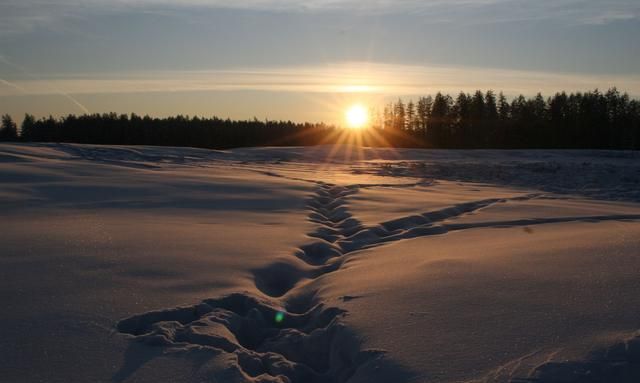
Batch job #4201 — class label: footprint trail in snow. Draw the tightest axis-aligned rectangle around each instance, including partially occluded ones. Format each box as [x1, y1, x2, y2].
[116, 178, 640, 383]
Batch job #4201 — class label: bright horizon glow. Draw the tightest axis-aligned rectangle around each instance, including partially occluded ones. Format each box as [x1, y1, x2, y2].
[345, 104, 369, 129]
[1, 1, 638, 123]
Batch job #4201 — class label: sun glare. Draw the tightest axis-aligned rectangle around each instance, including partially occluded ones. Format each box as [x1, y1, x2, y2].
[345, 104, 369, 129]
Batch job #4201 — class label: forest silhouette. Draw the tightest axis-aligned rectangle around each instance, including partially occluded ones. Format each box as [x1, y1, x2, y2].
[2, 88, 639, 149]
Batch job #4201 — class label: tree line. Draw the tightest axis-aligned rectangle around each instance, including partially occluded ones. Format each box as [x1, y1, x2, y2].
[1, 88, 639, 149]
[375, 88, 640, 149]
[0, 113, 338, 149]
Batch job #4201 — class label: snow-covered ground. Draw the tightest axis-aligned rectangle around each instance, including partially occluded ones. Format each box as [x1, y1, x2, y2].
[1, 143, 640, 383]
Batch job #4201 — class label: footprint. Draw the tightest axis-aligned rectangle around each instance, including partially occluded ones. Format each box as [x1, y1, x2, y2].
[116, 183, 384, 382]
[118, 179, 637, 382]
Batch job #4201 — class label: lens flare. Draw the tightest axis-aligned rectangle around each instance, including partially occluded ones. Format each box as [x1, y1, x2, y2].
[275, 311, 285, 324]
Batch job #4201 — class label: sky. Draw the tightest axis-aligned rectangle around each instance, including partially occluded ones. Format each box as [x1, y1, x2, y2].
[1, 0, 639, 124]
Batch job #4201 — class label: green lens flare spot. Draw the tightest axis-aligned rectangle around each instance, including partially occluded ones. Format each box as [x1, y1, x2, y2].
[275, 311, 285, 324]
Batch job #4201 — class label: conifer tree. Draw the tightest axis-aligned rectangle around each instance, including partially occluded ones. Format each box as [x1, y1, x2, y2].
[0, 114, 18, 141]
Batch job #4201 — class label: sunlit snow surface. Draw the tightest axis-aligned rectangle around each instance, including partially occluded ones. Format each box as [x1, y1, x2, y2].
[1, 143, 640, 383]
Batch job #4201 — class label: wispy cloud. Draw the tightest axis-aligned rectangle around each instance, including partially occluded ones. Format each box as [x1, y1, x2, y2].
[2, 62, 638, 97]
[0, 0, 638, 35]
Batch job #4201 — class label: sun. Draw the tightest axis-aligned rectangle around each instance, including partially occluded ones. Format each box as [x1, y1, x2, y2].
[345, 104, 369, 129]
